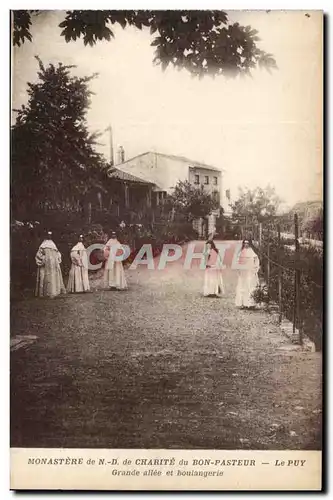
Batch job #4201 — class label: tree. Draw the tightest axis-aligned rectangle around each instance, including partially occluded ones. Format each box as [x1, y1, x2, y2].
[11, 57, 107, 217]
[166, 180, 220, 221]
[302, 209, 323, 240]
[231, 186, 281, 226]
[12, 10, 277, 78]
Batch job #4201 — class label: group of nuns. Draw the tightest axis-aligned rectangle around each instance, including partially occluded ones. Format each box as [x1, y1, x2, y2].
[35, 230, 260, 309]
[35, 231, 127, 298]
[203, 233, 260, 309]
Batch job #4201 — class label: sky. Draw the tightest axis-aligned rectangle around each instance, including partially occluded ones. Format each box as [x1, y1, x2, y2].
[12, 10, 323, 210]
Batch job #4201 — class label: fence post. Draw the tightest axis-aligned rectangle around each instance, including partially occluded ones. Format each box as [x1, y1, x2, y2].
[277, 224, 283, 324]
[293, 213, 302, 344]
[293, 214, 297, 333]
[267, 240, 270, 296]
[87, 202, 92, 224]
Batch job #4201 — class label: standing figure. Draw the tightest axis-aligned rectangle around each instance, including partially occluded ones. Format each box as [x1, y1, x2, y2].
[235, 239, 260, 308]
[203, 233, 225, 297]
[67, 235, 90, 293]
[35, 231, 66, 298]
[104, 231, 128, 290]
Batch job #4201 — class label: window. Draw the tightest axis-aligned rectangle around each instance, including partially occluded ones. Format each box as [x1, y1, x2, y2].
[194, 174, 200, 185]
[213, 176, 218, 185]
[204, 176, 209, 185]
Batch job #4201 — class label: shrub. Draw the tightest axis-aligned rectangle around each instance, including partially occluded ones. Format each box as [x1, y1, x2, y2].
[255, 236, 323, 350]
[251, 284, 269, 304]
[10, 215, 197, 296]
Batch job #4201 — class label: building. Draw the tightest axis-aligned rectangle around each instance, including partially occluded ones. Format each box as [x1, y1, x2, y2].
[110, 150, 224, 237]
[106, 165, 156, 222]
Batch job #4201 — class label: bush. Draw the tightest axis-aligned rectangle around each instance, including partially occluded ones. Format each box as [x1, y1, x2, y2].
[256, 236, 323, 350]
[10, 214, 197, 296]
[10, 212, 108, 297]
[251, 284, 269, 305]
[122, 221, 197, 266]
[11, 221, 42, 297]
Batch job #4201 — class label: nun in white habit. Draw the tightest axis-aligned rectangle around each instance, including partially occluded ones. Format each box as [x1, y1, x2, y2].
[235, 239, 260, 308]
[35, 231, 66, 298]
[67, 235, 90, 293]
[104, 231, 128, 290]
[203, 232, 225, 297]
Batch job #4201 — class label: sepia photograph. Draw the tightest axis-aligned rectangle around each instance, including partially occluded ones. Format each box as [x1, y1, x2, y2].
[10, 8, 323, 491]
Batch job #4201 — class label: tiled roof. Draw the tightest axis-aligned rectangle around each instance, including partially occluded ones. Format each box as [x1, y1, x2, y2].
[107, 166, 155, 185]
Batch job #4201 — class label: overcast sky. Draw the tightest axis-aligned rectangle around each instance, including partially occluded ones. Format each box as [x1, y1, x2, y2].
[12, 10, 323, 209]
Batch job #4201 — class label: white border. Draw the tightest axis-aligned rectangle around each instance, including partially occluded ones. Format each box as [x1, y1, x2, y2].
[2, 1, 330, 498]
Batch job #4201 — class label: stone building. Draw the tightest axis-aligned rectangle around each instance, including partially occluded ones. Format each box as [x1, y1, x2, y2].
[110, 150, 224, 237]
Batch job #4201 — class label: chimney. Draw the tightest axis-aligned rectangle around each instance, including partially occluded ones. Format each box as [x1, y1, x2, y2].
[117, 146, 125, 164]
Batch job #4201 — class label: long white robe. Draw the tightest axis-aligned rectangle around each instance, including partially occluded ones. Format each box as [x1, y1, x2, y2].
[104, 238, 127, 290]
[67, 242, 90, 293]
[35, 240, 66, 298]
[235, 247, 260, 307]
[203, 241, 225, 297]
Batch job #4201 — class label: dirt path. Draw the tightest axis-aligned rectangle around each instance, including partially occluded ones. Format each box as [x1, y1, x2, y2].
[10, 241, 322, 449]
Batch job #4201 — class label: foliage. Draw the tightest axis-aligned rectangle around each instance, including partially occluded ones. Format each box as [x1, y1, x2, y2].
[122, 221, 197, 266]
[231, 186, 281, 226]
[12, 9, 37, 46]
[251, 284, 269, 304]
[215, 214, 225, 238]
[280, 236, 297, 246]
[153, 221, 197, 244]
[254, 234, 323, 350]
[215, 215, 241, 239]
[11, 57, 108, 218]
[10, 212, 108, 297]
[12, 10, 277, 78]
[10, 210, 196, 297]
[302, 209, 323, 240]
[278, 201, 323, 238]
[165, 180, 219, 221]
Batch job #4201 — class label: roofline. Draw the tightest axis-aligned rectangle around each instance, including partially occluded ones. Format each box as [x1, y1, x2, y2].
[107, 166, 156, 185]
[115, 151, 225, 172]
[156, 152, 225, 172]
[114, 151, 153, 167]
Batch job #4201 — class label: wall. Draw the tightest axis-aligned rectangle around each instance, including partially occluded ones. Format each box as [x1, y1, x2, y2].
[116, 152, 188, 193]
[188, 166, 222, 206]
[117, 153, 223, 198]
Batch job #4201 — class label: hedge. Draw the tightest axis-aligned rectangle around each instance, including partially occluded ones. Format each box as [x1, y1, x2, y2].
[11, 213, 197, 299]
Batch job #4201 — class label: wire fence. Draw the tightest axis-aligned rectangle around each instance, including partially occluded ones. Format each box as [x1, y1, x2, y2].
[242, 214, 323, 350]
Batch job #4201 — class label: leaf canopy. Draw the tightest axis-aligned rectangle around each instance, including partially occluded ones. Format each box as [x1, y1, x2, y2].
[12, 10, 277, 78]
